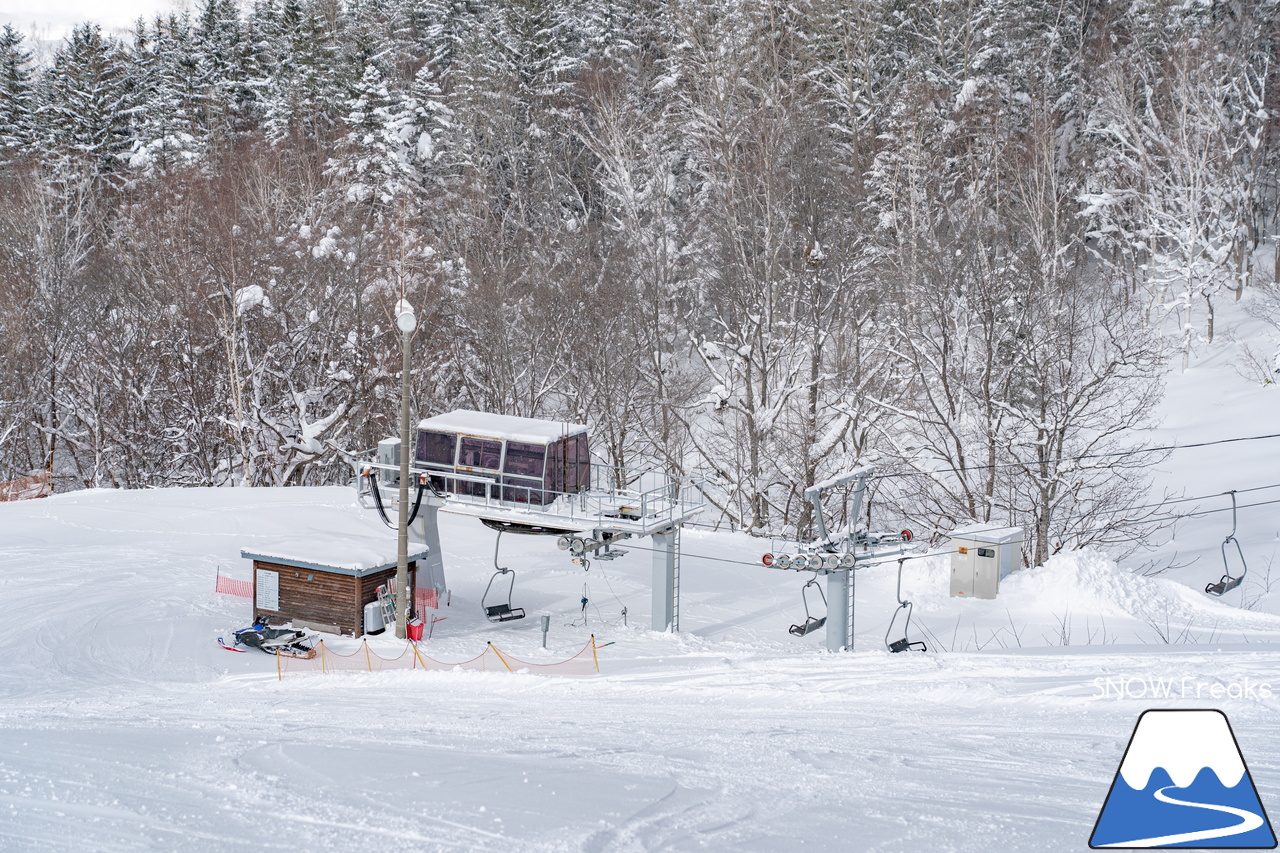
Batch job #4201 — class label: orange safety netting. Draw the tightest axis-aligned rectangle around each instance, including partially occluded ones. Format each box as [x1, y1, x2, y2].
[276, 636, 601, 679]
[0, 470, 51, 502]
[215, 572, 253, 598]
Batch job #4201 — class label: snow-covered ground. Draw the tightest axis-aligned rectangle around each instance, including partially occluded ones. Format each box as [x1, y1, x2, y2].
[5, 297, 1280, 852]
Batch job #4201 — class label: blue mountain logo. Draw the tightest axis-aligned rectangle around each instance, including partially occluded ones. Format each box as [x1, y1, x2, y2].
[1091, 709, 1276, 848]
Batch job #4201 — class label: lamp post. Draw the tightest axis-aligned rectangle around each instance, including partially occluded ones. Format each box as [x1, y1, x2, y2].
[394, 299, 416, 639]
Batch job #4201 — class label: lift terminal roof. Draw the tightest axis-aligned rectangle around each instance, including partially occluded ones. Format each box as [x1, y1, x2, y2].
[417, 410, 588, 444]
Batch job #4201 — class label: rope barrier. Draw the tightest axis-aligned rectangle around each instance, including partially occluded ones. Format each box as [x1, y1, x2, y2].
[275, 637, 601, 679]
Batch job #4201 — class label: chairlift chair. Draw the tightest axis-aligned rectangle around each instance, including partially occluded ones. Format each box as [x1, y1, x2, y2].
[482, 529, 526, 622]
[1206, 490, 1248, 597]
[789, 575, 827, 637]
[886, 558, 926, 653]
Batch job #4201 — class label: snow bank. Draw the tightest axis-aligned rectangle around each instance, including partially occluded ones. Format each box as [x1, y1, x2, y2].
[1000, 550, 1280, 633]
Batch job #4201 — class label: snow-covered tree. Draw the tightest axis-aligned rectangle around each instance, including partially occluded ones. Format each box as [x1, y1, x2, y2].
[0, 25, 35, 157]
[39, 24, 137, 175]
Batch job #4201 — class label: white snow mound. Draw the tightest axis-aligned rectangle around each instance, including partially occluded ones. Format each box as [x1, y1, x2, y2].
[1000, 550, 1280, 632]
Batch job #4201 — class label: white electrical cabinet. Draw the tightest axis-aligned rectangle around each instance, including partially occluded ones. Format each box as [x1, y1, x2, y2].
[949, 524, 1023, 599]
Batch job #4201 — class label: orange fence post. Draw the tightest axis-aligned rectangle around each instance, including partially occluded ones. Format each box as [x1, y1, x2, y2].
[488, 642, 514, 672]
[591, 635, 599, 673]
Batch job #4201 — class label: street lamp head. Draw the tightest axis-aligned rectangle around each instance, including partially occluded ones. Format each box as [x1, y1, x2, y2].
[395, 299, 417, 334]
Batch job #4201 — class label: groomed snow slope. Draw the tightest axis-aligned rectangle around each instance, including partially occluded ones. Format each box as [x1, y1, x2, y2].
[4, 297, 1280, 852]
[2, 484, 1279, 853]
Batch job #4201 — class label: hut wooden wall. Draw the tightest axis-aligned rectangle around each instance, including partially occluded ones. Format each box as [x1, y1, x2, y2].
[253, 561, 417, 636]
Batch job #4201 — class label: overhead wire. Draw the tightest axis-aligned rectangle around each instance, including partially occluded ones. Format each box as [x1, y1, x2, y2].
[869, 431, 1280, 481]
[594, 485, 1280, 574]
[675, 481, 1280, 553]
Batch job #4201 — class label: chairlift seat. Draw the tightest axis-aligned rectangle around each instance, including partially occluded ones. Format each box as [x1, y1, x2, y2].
[888, 637, 927, 653]
[789, 616, 826, 637]
[1205, 575, 1243, 597]
[485, 603, 526, 622]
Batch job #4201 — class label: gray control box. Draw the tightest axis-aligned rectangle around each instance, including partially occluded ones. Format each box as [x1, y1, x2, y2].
[949, 524, 1023, 599]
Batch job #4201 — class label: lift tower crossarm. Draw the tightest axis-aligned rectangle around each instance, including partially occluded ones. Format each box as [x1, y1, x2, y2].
[803, 466, 875, 548]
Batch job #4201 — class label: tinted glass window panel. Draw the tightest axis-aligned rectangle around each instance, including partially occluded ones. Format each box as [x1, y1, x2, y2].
[546, 441, 563, 494]
[416, 430, 456, 465]
[559, 437, 577, 492]
[502, 476, 544, 504]
[459, 437, 502, 470]
[455, 475, 496, 498]
[575, 433, 590, 491]
[503, 442, 546, 478]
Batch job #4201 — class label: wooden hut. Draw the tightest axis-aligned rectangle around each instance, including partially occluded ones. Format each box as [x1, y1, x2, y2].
[241, 539, 428, 636]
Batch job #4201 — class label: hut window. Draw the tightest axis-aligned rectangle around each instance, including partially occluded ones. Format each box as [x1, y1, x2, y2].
[503, 442, 546, 478]
[458, 437, 502, 470]
[417, 430, 456, 466]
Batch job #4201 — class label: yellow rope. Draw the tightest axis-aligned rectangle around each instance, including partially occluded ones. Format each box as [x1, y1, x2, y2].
[591, 635, 599, 673]
[489, 642, 514, 672]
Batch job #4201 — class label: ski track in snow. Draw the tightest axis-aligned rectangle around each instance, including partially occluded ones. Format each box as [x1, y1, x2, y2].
[2, 486, 1280, 852]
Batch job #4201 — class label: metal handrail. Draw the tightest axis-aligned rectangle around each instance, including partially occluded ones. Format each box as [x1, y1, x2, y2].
[355, 458, 705, 531]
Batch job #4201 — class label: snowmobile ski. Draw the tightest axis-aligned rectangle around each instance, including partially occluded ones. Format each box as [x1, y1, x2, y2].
[217, 637, 247, 653]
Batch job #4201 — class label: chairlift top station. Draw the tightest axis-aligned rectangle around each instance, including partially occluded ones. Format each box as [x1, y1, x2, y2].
[358, 412, 948, 650]
[358, 409, 705, 631]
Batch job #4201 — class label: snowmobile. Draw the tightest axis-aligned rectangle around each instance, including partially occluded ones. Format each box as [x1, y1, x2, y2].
[230, 620, 317, 659]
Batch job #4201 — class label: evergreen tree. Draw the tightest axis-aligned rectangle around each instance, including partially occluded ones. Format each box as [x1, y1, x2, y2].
[253, 0, 349, 145]
[194, 0, 255, 136]
[0, 25, 35, 156]
[328, 62, 418, 210]
[127, 14, 205, 175]
[39, 24, 138, 175]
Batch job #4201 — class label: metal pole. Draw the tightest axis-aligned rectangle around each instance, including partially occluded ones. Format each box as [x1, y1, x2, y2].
[849, 564, 856, 651]
[826, 570, 850, 652]
[651, 529, 676, 631]
[395, 321, 412, 639]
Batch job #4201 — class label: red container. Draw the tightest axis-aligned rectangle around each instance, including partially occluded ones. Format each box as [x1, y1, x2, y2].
[406, 618, 424, 642]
